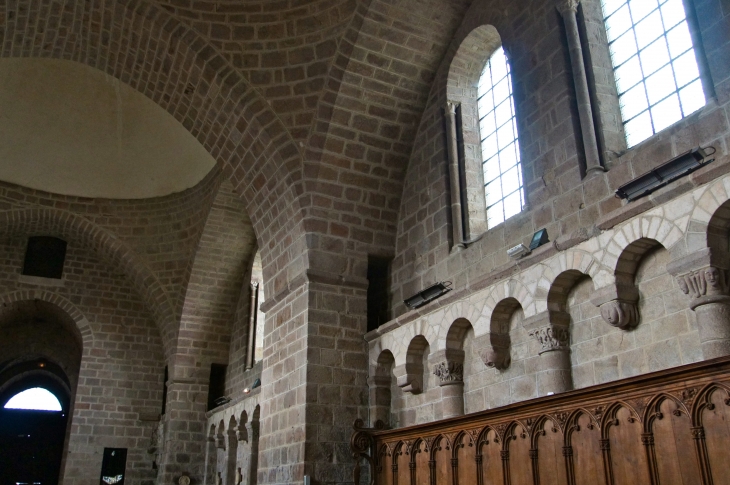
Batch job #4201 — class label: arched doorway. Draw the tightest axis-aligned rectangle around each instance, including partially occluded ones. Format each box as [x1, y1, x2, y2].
[0, 366, 71, 485]
[0, 299, 84, 485]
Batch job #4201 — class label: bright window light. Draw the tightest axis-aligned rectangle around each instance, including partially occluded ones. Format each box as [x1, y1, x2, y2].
[603, 0, 706, 147]
[478, 46, 524, 228]
[4, 387, 62, 411]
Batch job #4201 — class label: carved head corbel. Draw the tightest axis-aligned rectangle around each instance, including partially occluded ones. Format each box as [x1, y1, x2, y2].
[599, 300, 640, 330]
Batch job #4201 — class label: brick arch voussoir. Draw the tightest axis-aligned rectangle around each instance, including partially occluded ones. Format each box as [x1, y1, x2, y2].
[0, 208, 177, 355]
[1, 0, 307, 267]
[0, 289, 93, 348]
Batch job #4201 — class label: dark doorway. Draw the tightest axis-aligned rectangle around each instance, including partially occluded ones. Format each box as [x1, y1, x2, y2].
[0, 408, 67, 485]
[0, 378, 71, 485]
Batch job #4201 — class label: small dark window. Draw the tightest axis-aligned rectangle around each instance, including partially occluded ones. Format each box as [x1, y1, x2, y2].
[100, 448, 127, 485]
[367, 256, 391, 332]
[206, 364, 227, 411]
[23, 237, 67, 279]
[161, 366, 168, 415]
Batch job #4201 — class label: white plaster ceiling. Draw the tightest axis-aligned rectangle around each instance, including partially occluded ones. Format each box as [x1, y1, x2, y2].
[0, 58, 216, 199]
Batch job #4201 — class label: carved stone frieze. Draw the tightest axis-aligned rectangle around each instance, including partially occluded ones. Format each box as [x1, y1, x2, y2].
[599, 300, 640, 329]
[433, 361, 464, 383]
[529, 326, 570, 354]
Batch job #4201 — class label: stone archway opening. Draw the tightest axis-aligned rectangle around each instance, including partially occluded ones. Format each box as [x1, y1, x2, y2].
[0, 299, 83, 485]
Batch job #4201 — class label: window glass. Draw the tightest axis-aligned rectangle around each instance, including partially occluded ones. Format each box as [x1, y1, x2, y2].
[4, 387, 62, 411]
[603, 0, 706, 147]
[477, 46, 524, 228]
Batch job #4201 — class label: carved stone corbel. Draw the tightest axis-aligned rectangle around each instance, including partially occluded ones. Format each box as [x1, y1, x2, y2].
[591, 284, 640, 330]
[477, 333, 511, 370]
[394, 364, 422, 394]
[216, 433, 226, 450]
[236, 425, 248, 443]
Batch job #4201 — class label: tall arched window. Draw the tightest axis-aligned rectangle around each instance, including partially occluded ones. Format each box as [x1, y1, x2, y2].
[603, 0, 706, 147]
[478, 46, 524, 229]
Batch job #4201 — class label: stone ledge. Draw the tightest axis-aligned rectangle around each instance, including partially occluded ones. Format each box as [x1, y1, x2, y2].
[365, 232, 580, 342]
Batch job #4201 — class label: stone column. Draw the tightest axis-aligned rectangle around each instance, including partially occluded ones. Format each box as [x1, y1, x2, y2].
[668, 249, 730, 359]
[526, 312, 573, 395]
[558, 0, 604, 177]
[368, 375, 392, 426]
[244, 420, 259, 485]
[430, 349, 465, 419]
[246, 282, 259, 370]
[445, 102, 466, 252]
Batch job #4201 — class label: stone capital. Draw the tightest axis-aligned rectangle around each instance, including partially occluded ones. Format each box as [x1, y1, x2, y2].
[433, 360, 464, 385]
[557, 0, 580, 15]
[529, 325, 570, 354]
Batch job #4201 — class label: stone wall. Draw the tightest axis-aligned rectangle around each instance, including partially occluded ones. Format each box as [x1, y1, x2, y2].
[0, 237, 165, 485]
[369, 173, 729, 427]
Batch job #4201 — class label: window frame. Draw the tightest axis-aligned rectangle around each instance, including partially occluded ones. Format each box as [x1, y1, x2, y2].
[476, 45, 526, 229]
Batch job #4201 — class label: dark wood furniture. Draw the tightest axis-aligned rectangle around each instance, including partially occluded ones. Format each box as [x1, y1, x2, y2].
[351, 357, 730, 484]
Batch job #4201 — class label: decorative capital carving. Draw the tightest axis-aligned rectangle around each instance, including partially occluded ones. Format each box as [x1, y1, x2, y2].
[529, 326, 570, 354]
[599, 300, 640, 329]
[677, 266, 730, 298]
[433, 361, 464, 384]
[557, 0, 580, 15]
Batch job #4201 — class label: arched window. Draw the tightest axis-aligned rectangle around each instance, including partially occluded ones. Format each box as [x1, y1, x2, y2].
[603, 0, 706, 147]
[478, 46, 524, 229]
[4, 387, 62, 411]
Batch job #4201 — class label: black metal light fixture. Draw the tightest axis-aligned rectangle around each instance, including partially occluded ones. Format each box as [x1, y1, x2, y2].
[404, 282, 452, 310]
[529, 228, 549, 250]
[616, 146, 715, 202]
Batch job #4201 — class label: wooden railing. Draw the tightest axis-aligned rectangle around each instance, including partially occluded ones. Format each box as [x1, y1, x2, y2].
[351, 357, 730, 485]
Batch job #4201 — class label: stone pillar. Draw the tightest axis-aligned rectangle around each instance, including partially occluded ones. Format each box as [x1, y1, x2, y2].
[244, 420, 259, 485]
[668, 249, 730, 359]
[160, 374, 209, 485]
[557, 0, 604, 177]
[526, 312, 573, 395]
[445, 102, 466, 252]
[430, 349, 465, 419]
[368, 375, 392, 426]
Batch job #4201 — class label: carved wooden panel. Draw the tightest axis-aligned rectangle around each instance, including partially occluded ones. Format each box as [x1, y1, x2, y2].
[352, 358, 730, 485]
